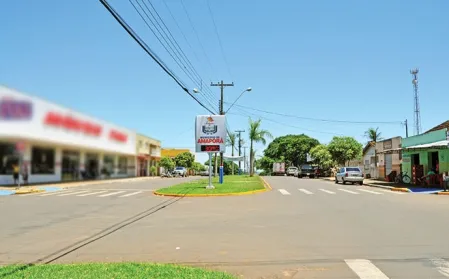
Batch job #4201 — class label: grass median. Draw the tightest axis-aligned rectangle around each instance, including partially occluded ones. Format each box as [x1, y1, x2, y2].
[0, 263, 236, 279]
[155, 175, 266, 196]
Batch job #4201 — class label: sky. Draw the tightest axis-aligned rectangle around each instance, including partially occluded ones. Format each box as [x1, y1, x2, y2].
[1, 0, 448, 165]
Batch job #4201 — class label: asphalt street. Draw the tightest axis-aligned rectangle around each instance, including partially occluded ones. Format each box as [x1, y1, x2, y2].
[2, 176, 449, 279]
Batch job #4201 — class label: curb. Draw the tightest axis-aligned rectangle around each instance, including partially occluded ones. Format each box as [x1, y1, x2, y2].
[436, 191, 449, 195]
[153, 176, 271, 198]
[364, 183, 395, 190]
[391, 187, 411, 193]
[14, 189, 46, 195]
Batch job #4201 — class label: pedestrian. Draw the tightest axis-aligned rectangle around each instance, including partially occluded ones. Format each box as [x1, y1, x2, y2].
[443, 171, 449, 192]
[12, 163, 19, 185]
[22, 165, 28, 185]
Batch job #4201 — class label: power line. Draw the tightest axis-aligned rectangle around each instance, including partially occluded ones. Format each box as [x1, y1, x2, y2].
[99, 0, 215, 115]
[227, 103, 404, 125]
[206, 0, 233, 79]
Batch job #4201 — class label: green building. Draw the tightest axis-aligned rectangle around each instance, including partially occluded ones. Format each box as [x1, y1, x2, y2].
[402, 121, 449, 181]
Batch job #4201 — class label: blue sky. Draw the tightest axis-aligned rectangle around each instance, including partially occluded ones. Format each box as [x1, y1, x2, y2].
[1, 0, 448, 164]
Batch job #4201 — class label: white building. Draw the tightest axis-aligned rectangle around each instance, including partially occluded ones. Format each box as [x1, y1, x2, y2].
[0, 86, 137, 185]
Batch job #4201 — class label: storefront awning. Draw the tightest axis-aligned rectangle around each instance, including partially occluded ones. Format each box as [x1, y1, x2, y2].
[377, 148, 402, 154]
[403, 140, 449, 150]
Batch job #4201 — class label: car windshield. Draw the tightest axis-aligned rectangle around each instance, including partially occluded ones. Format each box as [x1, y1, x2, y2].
[288, 167, 297, 170]
[346, 167, 361, 172]
[175, 167, 184, 170]
[301, 165, 313, 169]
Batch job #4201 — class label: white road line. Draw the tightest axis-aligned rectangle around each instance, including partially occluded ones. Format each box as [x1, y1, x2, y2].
[98, 191, 126, 197]
[58, 191, 89, 196]
[338, 189, 359, 194]
[119, 191, 143, 197]
[430, 258, 449, 277]
[278, 189, 291, 195]
[345, 259, 389, 279]
[77, 191, 108, 197]
[298, 189, 313, 194]
[357, 189, 383, 195]
[319, 189, 336, 194]
[40, 191, 68, 196]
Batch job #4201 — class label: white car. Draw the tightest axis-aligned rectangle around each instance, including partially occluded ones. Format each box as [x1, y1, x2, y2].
[335, 167, 364, 185]
[286, 166, 298, 176]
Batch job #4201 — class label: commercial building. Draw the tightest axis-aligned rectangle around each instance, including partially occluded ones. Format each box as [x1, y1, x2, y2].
[362, 143, 376, 178]
[402, 122, 449, 184]
[0, 86, 158, 185]
[136, 134, 161, 176]
[375, 137, 402, 180]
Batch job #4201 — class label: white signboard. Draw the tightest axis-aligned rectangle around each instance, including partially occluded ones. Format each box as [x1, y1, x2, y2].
[195, 115, 227, 153]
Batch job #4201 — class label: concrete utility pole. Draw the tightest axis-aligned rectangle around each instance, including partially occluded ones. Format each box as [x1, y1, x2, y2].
[243, 146, 248, 174]
[235, 130, 245, 173]
[211, 80, 234, 176]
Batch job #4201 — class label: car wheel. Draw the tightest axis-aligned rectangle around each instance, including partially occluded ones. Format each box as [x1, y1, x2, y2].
[359, 181, 363, 185]
[335, 177, 338, 184]
[342, 179, 346, 185]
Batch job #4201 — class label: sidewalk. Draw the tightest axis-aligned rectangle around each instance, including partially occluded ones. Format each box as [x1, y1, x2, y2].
[0, 176, 160, 192]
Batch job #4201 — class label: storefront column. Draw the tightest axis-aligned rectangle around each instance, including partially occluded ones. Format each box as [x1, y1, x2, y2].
[79, 151, 86, 172]
[98, 152, 104, 179]
[114, 155, 119, 176]
[55, 147, 63, 181]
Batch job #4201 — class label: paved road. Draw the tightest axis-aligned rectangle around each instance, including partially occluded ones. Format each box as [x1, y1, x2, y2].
[2, 176, 449, 278]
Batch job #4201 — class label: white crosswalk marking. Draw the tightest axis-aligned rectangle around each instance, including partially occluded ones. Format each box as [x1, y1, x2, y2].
[40, 191, 67, 196]
[357, 189, 383, 195]
[319, 189, 335, 194]
[338, 189, 359, 194]
[345, 259, 389, 279]
[278, 189, 291, 195]
[77, 191, 108, 197]
[58, 191, 89, 196]
[119, 191, 142, 197]
[430, 258, 449, 277]
[98, 191, 126, 197]
[299, 189, 313, 194]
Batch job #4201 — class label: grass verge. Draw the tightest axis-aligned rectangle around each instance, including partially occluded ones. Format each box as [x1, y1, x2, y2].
[0, 263, 236, 279]
[156, 175, 265, 195]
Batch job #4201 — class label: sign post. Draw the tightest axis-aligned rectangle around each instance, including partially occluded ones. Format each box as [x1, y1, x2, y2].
[195, 115, 227, 188]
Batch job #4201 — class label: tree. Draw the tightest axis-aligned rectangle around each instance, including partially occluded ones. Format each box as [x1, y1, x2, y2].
[309, 144, 333, 169]
[327, 136, 363, 166]
[204, 155, 238, 175]
[160, 157, 175, 173]
[226, 133, 237, 175]
[174, 152, 194, 168]
[365, 127, 382, 143]
[263, 134, 320, 167]
[191, 162, 205, 174]
[249, 118, 273, 177]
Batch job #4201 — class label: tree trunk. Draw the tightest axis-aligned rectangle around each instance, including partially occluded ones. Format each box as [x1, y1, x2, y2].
[249, 140, 254, 177]
[231, 144, 234, 175]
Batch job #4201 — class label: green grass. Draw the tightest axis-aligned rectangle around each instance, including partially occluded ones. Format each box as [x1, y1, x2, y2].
[0, 263, 236, 279]
[156, 175, 265, 195]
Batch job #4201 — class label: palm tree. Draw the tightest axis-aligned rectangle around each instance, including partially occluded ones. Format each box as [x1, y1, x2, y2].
[248, 118, 273, 177]
[226, 133, 236, 175]
[365, 127, 382, 178]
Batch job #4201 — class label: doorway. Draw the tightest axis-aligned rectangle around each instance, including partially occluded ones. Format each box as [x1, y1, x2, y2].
[62, 150, 80, 181]
[85, 153, 99, 179]
[429, 151, 439, 173]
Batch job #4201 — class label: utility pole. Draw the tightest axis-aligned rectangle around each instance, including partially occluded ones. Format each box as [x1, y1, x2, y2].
[235, 130, 245, 174]
[243, 146, 248, 174]
[211, 80, 234, 176]
[405, 119, 409, 138]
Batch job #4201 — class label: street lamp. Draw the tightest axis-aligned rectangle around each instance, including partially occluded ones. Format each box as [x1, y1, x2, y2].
[225, 87, 252, 114]
[193, 88, 200, 93]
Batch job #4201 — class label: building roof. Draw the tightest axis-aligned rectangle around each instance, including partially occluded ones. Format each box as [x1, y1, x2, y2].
[425, 120, 449, 134]
[362, 142, 374, 155]
[403, 140, 449, 150]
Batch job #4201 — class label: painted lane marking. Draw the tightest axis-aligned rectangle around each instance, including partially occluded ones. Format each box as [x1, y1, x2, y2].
[77, 191, 108, 197]
[298, 189, 313, 195]
[345, 259, 389, 279]
[319, 189, 336, 194]
[58, 191, 89, 196]
[40, 191, 68, 196]
[338, 189, 359, 194]
[357, 189, 383, 195]
[119, 191, 143, 197]
[278, 189, 291, 195]
[430, 258, 449, 277]
[98, 191, 126, 197]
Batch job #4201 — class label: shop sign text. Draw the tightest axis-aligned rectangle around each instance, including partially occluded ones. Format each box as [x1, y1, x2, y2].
[0, 98, 32, 120]
[44, 111, 102, 137]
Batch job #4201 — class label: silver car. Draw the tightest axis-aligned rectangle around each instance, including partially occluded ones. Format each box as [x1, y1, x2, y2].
[335, 167, 364, 185]
[286, 166, 298, 177]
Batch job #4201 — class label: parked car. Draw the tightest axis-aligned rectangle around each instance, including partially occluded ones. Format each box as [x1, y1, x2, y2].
[286, 166, 299, 176]
[335, 167, 364, 185]
[200, 170, 209, 176]
[298, 164, 315, 178]
[172, 167, 187, 177]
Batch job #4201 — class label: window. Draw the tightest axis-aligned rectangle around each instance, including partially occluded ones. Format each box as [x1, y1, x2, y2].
[0, 143, 18, 175]
[103, 155, 115, 176]
[118, 156, 127, 174]
[31, 147, 55, 174]
[346, 167, 360, 172]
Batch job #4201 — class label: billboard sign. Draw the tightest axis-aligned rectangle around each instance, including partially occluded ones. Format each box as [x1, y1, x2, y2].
[195, 115, 226, 153]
